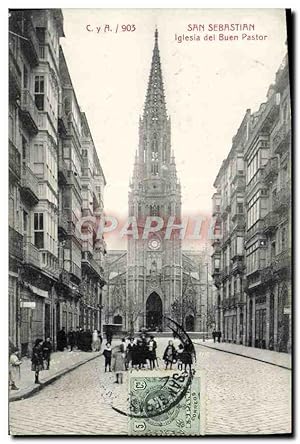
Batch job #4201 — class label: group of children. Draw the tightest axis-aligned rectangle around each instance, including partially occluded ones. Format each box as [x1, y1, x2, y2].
[163, 339, 194, 372]
[101, 336, 194, 384]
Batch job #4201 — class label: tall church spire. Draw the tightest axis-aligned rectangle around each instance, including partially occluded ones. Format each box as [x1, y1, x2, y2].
[143, 29, 167, 121]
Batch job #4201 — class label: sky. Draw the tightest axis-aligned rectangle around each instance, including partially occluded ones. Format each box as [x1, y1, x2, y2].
[60, 8, 287, 249]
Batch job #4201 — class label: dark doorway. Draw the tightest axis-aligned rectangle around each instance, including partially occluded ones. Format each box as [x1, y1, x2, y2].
[146, 293, 163, 330]
[185, 314, 195, 332]
[113, 314, 123, 325]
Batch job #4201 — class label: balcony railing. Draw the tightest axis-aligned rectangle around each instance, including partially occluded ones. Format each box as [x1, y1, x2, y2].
[24, 241, 41, 268]
[59, 269, 71, 286]
[232, 177, 246, 193]
[272, 186, 291, 213]
[260, 265, 274, 284]
[20, 89, 39, 135]
[272, 249, 291, 273]
[220, 266, 229, 281]
[231, 213, 245, 230]
[9, 227, 23, 261]
[273, 121, 291, 155]
[82, 251, 104, 278]
[263, 157, 278, 183]
[9, 139, 21, 181]
[231, 260, 244, 274]
[263, 211, 279, 234]
[70, 262, 82, 281]
[21, 164, 39, 205]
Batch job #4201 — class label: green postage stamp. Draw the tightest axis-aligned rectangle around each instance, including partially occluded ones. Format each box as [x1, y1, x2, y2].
[128, 373, 202, 436]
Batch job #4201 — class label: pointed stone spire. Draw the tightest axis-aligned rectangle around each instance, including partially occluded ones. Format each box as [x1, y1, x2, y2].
[143, 28, 167, 120]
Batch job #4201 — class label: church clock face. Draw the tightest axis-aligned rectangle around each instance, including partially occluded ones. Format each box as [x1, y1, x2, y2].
[148, 238, 161, 251]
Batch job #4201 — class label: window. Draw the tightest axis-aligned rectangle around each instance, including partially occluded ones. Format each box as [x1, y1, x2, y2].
[152, 135, 158, 153]
[237, 203, 243, 214]
[247, 152, 259, 184]
[214, 257, 220, 273]
[23, 64, 28, 89]
[151, 163, 158, 176]
[247, 193, 260, 229]
[23, 211, 28, 235]
[34, 76, 45, 111]
[150, 205, 160, 216]
[34, 213, 44, 249]
[36, 27, 46, 44]
[22, 136, 27, 161]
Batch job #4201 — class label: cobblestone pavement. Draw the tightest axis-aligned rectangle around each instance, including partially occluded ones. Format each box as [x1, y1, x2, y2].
[9, 338, 292, 435]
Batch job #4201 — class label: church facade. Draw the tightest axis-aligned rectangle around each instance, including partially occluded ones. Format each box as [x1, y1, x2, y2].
[103, 31, 211, 333]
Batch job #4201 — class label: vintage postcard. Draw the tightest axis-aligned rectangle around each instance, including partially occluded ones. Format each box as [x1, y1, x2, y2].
[8, 8, 292, 435]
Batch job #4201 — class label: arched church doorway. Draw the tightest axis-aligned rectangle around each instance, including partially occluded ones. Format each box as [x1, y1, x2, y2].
[113, 314, 123, 325]
[185, 314, 195, 332]
[146, 292, 163, 331]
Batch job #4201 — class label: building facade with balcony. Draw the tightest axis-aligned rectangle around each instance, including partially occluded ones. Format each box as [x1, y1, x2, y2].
[212, 112, 248, 346]
[9, 9, 106, 355]
[212, 53, 291, 353]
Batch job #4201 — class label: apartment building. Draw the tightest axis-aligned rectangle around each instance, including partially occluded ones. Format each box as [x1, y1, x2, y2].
[9, 9, 106, 354]
[212, 112, 249, 345]
[212, 53, 291, 353]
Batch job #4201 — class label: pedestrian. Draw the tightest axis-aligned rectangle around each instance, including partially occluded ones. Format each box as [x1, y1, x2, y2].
[103, 342, 112, 372]
[98, 330, 103, 349]
[148, 335, 157, 370]
[217, 331, 221, 343]
[75, 326, 80, 350]
[126, 338, 135, 369]
[177, 343, 184, 371]
[121, 338, 128, 369]
[212, 329, 216, 343]
[67, 327, 75, 352]
[140, 334, 148, 369]
[106, 329, 113, 345]
[163, 340, 176, 370]
[9, 348, 22, 390]
[112, 345, 126, 384]
[42, 337, 52, 370]
[92, 329, 101, 352]
[131, 340, 140, 370]
[87, 329, 93, 351]
[57, 327, 67, 351]
[182, 341, 193, 373]
[31, 338, 44, 384]
[173, 333, 181, 351]
[78, 327, 84, 350]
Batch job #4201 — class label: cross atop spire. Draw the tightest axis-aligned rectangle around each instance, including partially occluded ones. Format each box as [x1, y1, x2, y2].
[143, 28, 167, 120]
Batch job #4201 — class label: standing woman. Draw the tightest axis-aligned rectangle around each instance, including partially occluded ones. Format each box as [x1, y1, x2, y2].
[92, 329, 101, 352]
[31, 339, 44, 384]
[112, 345, 126, 384]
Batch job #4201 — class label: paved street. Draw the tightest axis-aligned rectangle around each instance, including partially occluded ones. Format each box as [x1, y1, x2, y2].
[9, 338, 291, 435]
